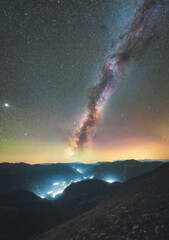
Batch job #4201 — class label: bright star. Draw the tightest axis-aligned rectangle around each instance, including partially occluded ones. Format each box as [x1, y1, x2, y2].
[3, 103, 10, 108]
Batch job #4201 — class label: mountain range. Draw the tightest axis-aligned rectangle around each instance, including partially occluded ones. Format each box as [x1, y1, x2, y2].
[0, 160, 163, 197]
[0, 160, 168, 240]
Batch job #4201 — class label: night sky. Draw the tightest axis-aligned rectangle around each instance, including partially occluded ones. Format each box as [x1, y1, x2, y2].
[0, 0, 169, 163]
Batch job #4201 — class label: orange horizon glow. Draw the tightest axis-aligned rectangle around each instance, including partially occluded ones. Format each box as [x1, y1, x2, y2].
[0, 137, 168, 164]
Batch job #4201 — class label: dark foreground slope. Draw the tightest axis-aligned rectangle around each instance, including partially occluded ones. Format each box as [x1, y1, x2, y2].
[35, 163, 169, 240]
[0, 180, 113, 240]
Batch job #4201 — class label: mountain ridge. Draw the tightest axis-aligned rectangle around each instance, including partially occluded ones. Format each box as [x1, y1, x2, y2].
[34, 163, 169, 240]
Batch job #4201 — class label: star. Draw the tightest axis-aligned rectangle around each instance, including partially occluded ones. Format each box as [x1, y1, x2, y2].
[3, 103, 10, 108]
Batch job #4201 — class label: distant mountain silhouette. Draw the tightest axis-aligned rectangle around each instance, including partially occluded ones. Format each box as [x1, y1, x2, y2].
[86, 159, 163, 182]
[0, 162, 82, 194]
[0, 160, 163, 196]
[34, 163, 169, 240]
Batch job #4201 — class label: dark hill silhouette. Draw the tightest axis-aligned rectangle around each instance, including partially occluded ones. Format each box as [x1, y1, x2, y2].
[34, 163, 169, 240]
[0, 163, 82, 194]
[0, 178, 115, 240]
[61, 179, 110, 200]
[0, 160, 163, 196]
[0, 161, 167, 240]
[86, 159, 162, 182]
[0, 189, 41, 203]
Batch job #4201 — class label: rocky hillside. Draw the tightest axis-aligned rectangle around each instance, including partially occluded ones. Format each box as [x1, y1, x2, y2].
[34, 163, 169, 240]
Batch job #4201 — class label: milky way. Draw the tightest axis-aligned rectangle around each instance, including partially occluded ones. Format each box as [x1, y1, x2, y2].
[71, 0, 163, 152]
